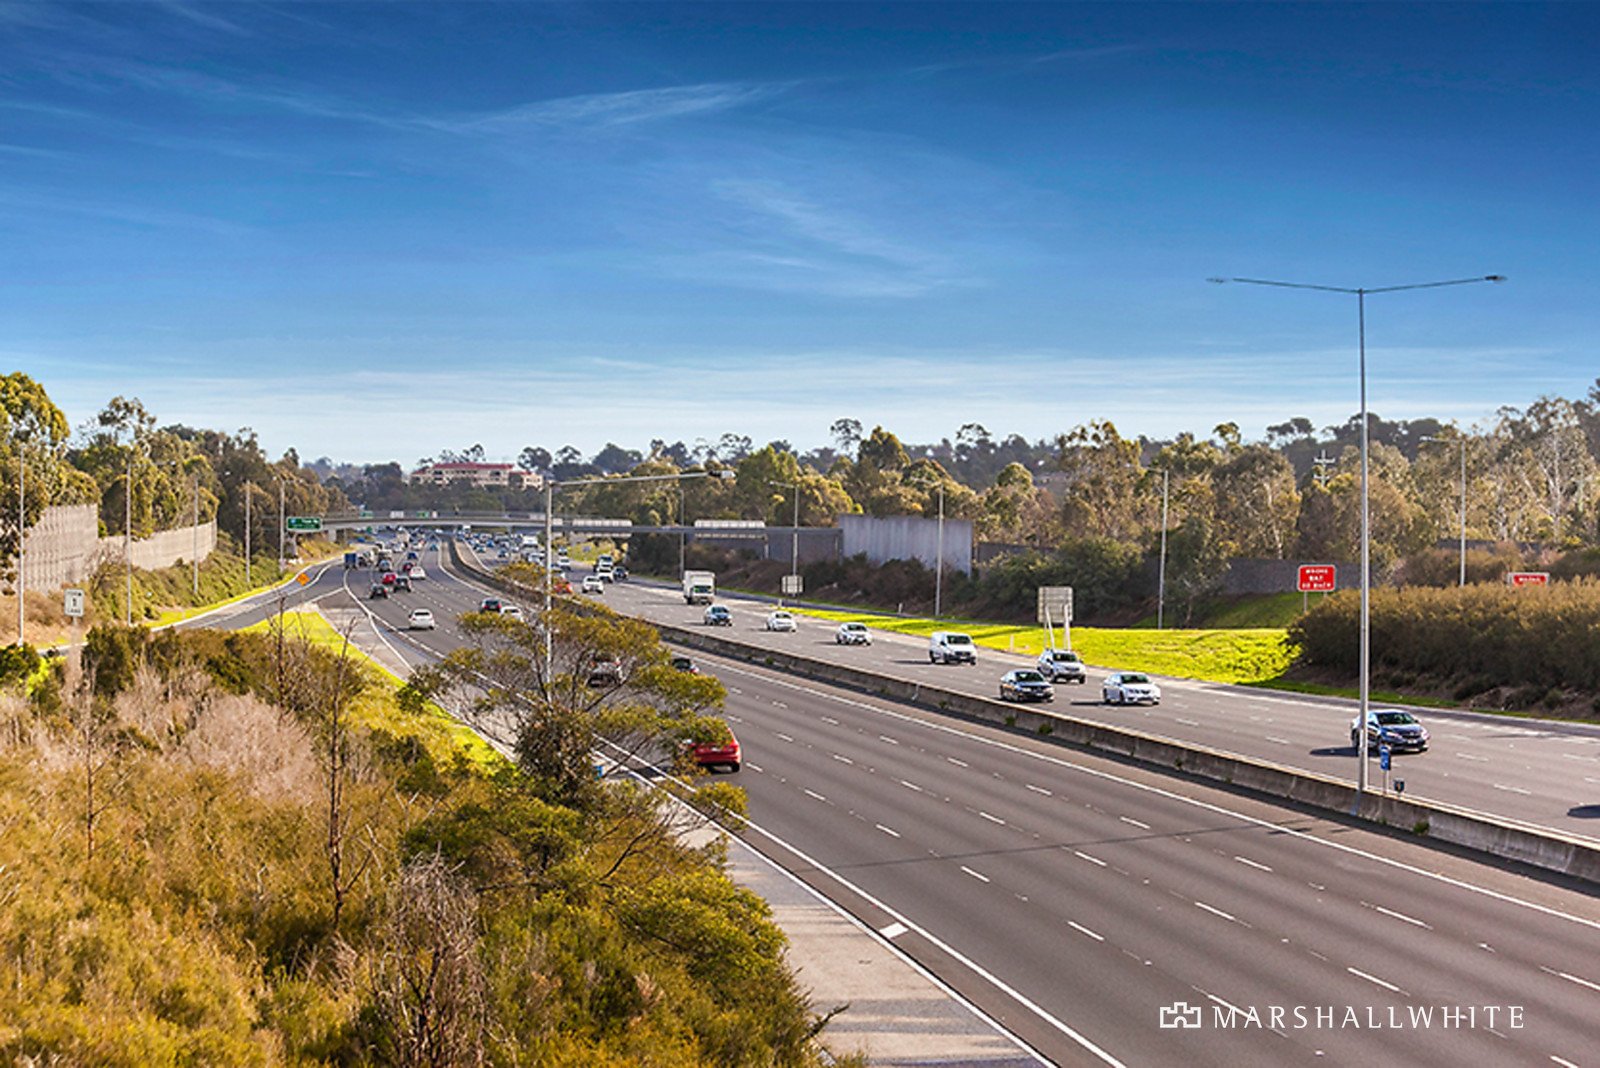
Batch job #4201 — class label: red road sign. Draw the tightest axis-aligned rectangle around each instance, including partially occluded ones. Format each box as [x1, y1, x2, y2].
[1507, 571, 1550, 587]
[1297, 564, 1337, 592]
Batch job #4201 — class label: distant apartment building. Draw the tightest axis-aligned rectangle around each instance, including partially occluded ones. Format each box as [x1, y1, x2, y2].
[407, 462, 543, 489]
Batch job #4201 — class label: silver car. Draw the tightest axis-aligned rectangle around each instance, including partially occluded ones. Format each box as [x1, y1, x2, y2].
[1103, 672, 1161, 705]
[1037, 648, 1087, 684]
[835, 622, 872, 645]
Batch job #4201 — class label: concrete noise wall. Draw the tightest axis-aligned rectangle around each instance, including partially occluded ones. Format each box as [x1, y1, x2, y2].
[839, 514, 974, 575]
[102, 520, 218, 572]
[15, 504, 218, 593]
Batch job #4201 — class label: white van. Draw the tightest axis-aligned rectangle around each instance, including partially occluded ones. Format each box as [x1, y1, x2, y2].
[928, 631, 977, 665]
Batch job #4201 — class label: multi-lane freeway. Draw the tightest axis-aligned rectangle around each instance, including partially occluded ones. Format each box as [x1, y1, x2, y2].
[192, 544, 1600, 1067]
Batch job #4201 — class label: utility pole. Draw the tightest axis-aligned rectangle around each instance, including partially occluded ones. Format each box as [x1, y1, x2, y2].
[15, 448, 23, 645]
[124, 447, 133, 626]
[277, 479, 285, 573]
[1157, 466, 1170, 630]
[191, 471, 200, 597]
[244, 482, 252, 586]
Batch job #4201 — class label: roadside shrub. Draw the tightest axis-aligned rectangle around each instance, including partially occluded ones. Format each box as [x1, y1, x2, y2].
[1292, 578, 1600, 695]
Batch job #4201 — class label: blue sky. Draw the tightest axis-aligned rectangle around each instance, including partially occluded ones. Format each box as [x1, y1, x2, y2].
[4, 2, 1597, 465]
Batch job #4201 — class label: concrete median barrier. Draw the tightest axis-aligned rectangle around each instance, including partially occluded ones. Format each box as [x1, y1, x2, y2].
[449, 545, 1600, 887]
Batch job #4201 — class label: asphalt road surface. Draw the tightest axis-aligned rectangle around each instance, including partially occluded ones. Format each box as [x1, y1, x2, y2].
[196, 545, 1600, 1067]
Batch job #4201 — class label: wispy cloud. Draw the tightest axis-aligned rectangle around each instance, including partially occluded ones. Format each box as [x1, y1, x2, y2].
[152, 1, 252, 37]
[451, 81, 781, 133]
[0, 189, 250, 237]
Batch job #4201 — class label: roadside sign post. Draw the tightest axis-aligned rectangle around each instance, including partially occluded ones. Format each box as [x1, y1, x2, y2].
[1506, 571, 1550, 587]
[780, 573, 802, 606]
[1037, 586, 1074, 651]
[1379, 745, 1391, 794]
[1297, 564, 1337, 614]
[64, 588, 85, 668]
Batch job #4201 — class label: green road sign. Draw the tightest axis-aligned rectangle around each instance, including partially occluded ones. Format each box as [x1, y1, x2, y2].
[285, 516, 323, 532]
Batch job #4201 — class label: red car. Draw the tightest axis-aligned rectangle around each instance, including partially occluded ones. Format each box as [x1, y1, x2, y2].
[381, 571, 397, 585]
[691, 730, 741, 773]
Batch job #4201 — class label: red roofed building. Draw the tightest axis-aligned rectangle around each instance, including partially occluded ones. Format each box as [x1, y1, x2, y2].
[408, 462, 542, 489]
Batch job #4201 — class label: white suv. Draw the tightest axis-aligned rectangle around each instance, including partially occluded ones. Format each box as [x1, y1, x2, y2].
[1037, 648, 1087, 684]
[928, 631, 976, 664]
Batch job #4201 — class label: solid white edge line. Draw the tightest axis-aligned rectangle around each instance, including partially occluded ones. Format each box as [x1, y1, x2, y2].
[732, 806, 1124, 1066]
[591, 745, 1055, 1066]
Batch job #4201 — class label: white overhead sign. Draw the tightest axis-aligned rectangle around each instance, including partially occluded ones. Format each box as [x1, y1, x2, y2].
[1036, 586, 1073, 625]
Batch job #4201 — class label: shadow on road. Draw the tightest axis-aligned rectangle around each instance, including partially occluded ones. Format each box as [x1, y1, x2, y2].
[1567, 804, 1600, 819]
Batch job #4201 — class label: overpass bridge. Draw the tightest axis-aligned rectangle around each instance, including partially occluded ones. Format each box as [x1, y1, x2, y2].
[315, 512, 771, 539]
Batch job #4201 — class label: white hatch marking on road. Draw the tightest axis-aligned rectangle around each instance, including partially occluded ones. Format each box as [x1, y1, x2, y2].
[1550, 1056, 1580, 1068]
[879, 734, 899, 745]
[1026, 784, 1053, 796]
[1560, 753, 1598, 762]
[1206, 993, 1248, 1019]
[776, 732, 794, 743]
[1119, 816, 1150, 830]
[1541, 967, 1600, 993]
[728, 687, 742, 695]
[803, 789, 827, 803]
[1074, 851, 1108, 867]
[1478, 943, 1494, 952]
[1265, 736, 1292, 746]
[746, 763, 763, 773]
[820, 715, 840, 725]
[979, 811, 1006, 825]
[900, 779, 924, 792]
[879, 922, 908, 939]
[947, 757, 970, 767]
[1456, 753, 1489, 762]
[832, 754, 854, 765]
[1175, 718, 1200, 727]
[1195, 901, 1240, 924]
[1492, 783, 1533, 795]
[1347, 967, 1405, 994]
[960, 865, 991, 883]
[773, 700, 788, 708]
[875, 824, 901, 838]
[1369, 904, 1433, 930]
[1068, 921, 1104, 941]
[1234, 856, 1273, 872]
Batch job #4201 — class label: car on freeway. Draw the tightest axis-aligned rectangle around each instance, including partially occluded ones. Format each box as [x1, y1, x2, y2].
[581, 575, 605, 594]
[611, 564, 629, 581]
[1037, 648, 1087, 684]
[409, 566, 427, 581]
[999, 669, 1055, 702]
[689, 729, 741, 773]
[393, 575, 412, 592]
[376, 558, 393, 572]
[408, 608, 435, 630]
[704, 604, 732, 626]
[835, 622, 872, 645]
[670, 655, 698, 674]
[587, 657, 622, 688]
[1102, 672, 1161, 705]
[555, 579, 574, 595]
[381, 571, 397, 585]
[368, 583, 389, 599]
[478, 597, 504, 614]
[1351, 709, 1430, 753]
[595, 564, 615, 582]
[500, 605, 525, 622]
[765, 610, 797, 632]
[928, 631, 977, 664]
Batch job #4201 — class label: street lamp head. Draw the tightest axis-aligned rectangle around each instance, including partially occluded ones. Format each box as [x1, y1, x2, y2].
[1205, 277, 1230, 285]
[1485, 275, 1507, 283]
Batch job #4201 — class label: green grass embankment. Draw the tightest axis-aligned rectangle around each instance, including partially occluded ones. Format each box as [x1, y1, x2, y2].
[788, 606, 1294, 685]
[244, 607, 501, 769]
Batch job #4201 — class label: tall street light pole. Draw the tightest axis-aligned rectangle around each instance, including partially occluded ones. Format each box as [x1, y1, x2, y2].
[244, 482, 252, 587]
[1212, 273, 1504, 807]
[765, 479, 803, 602]
[1156, 465, 1170, 630]
[907, 474, 946, 618]
[1422, 434, 1468, 587]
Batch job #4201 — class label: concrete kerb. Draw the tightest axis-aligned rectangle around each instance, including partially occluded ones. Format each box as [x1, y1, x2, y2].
[447, 546, 1600, 888]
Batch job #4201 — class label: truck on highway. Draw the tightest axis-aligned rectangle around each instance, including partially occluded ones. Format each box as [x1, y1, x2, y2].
[344, 551, 359, 569]
[682, 570, 716, 605]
